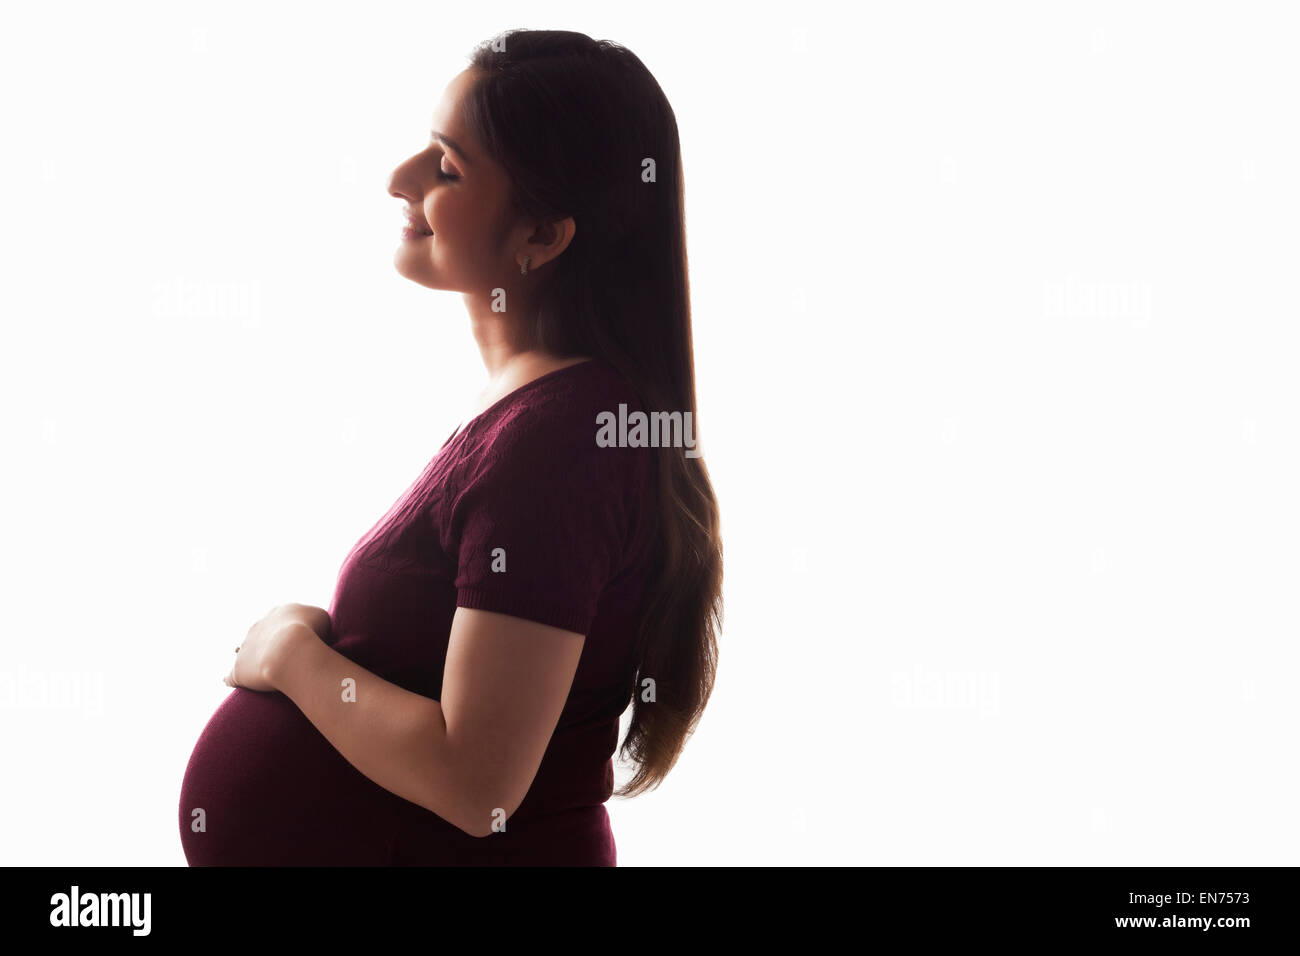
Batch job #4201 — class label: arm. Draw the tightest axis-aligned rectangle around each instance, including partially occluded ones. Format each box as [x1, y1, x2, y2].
[439, 607, 587, 837]
[268, 610, 585, 839]
[267, 621, 470, 835]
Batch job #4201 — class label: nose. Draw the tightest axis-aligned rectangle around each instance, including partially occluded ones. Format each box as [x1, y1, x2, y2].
[387, 158, 421, 202]
[387, 174, 410, 202]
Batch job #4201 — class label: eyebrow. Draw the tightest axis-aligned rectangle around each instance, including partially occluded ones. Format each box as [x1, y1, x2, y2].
[430, 130, 471, 166]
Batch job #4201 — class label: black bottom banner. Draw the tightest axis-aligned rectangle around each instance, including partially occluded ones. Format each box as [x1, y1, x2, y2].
[6, 865, 1290, 943]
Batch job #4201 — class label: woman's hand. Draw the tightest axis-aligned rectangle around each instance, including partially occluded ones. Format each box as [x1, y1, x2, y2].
[273, 602, 333, 642]
[224, 604, 330, 692]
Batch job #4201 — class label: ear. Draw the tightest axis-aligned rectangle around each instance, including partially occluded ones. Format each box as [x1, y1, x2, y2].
[521, 216, 577, 271]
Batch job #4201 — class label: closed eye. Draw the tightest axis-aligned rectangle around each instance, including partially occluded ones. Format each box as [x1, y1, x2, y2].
[426, 141, 460, 181]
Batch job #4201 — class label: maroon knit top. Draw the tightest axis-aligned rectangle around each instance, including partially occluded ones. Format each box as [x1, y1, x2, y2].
[179, 357, 657, 865]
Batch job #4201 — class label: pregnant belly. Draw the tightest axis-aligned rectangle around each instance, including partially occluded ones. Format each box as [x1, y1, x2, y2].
[178, 688, 403, 866]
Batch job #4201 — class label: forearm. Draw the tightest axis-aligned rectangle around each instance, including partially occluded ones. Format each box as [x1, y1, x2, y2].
[269, 622, 474, 836]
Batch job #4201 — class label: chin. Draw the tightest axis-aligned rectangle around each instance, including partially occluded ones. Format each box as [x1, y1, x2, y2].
[393, 254, 435, 289]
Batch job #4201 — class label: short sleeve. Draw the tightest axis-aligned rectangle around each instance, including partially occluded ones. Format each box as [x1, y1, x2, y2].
[446, 408, 641, 634]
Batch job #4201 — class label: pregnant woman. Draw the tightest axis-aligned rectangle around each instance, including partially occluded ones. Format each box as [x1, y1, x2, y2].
[177, 29, 723, 865]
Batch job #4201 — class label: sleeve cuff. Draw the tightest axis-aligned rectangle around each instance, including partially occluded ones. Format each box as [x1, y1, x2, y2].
[456, 586, 595, 635]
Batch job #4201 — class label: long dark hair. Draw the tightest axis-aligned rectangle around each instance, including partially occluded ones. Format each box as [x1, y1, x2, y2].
[465, 29, 722, 797]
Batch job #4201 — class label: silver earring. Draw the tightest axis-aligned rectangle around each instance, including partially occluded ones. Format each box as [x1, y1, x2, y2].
[520, 256, 531, 276]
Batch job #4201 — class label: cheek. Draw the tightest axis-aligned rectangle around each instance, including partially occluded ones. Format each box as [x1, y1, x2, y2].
[427, 193, 475, 240]
[428, 197, 503, 270]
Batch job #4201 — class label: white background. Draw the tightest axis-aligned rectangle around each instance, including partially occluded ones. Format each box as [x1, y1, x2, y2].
[1, 1, 1296, 865]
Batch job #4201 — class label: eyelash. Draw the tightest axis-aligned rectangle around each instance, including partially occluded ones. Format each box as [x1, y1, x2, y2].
[427, 144, 459, 181]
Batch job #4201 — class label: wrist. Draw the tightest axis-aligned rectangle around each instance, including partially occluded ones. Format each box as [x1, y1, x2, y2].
[266, 620, 320, 689]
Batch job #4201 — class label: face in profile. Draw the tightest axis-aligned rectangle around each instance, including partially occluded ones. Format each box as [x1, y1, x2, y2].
[387, 68, 509, 294]
[387, 68, 575, 299]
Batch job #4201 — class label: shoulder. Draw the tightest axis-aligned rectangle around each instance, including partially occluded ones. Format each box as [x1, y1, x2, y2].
[473, 359, 651, 481]
[440, 361, 655, 527]
[442, 359, 657, 601]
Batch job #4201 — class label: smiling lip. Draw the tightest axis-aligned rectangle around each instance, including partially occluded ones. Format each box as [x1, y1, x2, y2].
[401, 224, 432, 241]
[403, 208, 434, 238]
